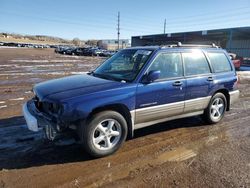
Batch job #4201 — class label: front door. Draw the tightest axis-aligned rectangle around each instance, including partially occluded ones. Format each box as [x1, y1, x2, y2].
[135, 52, 186, 127]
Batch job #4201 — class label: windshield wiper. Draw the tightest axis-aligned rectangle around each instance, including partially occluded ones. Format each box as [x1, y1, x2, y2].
[92, 72, 118, 81]
[92, 72, 131, 83]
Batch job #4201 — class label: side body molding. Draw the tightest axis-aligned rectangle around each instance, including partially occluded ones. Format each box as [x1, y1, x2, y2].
[131, 96, 211, 130]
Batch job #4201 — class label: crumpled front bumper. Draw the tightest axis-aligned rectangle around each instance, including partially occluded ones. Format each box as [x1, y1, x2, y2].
[22, 100, 59, 140]
[23, 102, 41, 132]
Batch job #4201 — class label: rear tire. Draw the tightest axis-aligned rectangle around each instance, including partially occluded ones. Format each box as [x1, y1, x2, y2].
[80, 111, 128, 158]
[203, 93, 227, 124]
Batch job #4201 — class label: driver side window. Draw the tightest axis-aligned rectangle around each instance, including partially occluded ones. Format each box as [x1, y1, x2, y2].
[148, 53, 183, 80]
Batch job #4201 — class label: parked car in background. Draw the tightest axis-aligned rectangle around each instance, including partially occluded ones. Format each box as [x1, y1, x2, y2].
[74, 47, 84, 56]
[65, 47, 77, 55]
[23, 43, 239, 158]
[54, 46, 64, 53]
[85, 48, 102, 56]
[54, 46, 115, 57]
[74, 47, 90, 56]
[228, 53, 243, 70]
[55, 46, 71, 54]
[99, 50, 116, 57]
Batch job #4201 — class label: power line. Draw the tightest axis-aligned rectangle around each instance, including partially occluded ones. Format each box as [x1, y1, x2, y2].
[123, 13, 250, 33]
[0, 8, 249, 39]
[0, 8, 249, 32]
[168, 15, 250, 28]
[0, 11, 115, 29]
[122, 6, 250, 24]
[122, 9, 250, 29]
[7, 0, 250, 25]
[1, 5, 248, 31]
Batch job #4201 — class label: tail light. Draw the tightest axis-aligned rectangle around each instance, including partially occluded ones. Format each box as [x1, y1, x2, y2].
[234, 75, 239, 88]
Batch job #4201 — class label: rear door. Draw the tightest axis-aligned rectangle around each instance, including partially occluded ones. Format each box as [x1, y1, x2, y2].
[135, 52, 186, 127]
[205, 51, 236, 92]
[182, 50, 213, 112]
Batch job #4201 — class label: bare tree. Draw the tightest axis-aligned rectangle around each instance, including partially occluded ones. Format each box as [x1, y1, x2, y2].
[72, 38, 81, 46]
[86, 40, 98, 46]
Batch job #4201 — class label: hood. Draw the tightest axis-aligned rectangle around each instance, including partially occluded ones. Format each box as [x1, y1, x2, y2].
[34, 74, 124, 101]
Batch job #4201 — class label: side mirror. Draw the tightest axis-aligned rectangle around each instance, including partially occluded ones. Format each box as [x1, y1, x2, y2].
[142, 70, 161, 84]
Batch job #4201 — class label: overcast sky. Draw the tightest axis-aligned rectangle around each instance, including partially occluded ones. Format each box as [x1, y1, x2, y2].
[0, 0, 249, 40]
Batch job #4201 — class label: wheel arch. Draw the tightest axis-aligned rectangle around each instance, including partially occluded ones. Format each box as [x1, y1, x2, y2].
[86, 104, 133, 139]
[213, 88, 230, 111]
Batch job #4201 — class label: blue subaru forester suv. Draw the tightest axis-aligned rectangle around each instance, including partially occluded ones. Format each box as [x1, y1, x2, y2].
[23, 43, 239, 157]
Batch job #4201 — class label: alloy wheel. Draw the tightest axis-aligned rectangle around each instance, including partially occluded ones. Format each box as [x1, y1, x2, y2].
[210, 98, 225, 120]
[92, 119, 121, 151]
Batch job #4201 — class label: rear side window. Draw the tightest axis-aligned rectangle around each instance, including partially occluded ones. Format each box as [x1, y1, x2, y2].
[207, 52, 232, 73]
[182, 52, 211, 76]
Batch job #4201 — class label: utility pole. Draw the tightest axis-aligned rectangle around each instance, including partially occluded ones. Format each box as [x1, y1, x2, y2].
[164, 18, 166, 34]
[117, 11, 120, 50]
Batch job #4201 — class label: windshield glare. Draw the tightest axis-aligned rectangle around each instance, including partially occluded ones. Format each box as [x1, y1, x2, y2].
[93, 49, 152, 82]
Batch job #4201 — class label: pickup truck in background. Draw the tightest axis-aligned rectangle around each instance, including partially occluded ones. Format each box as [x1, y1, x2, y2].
[228, 53, 243, 70]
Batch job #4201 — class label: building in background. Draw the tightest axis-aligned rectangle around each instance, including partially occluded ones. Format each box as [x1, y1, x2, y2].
[97, 39, 130, 50]
[132, 26, 250, 57]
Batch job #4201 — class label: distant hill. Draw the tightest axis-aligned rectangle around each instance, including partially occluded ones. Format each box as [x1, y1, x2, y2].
[0, 33, 76, 45]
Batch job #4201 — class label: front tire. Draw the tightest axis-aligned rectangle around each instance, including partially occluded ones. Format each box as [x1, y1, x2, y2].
[81, 111, 128, 158]
[203, 93, 227, 124]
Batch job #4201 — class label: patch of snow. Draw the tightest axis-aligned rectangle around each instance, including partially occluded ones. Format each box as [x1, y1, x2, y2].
[47, 72, 67, 75]
[0, 71, 88, 76]
[70, 72, 88, 75]
[9, 97, 24, 101]
[10, 59, 83, 63]
[0, 105, 7, 109]
[0, 101, 5, 104]
[0, 46, 19, 49]
[0, 64, 18, 67]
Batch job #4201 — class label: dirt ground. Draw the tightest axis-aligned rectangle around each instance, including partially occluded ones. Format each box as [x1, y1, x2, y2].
[0, 48, 249, 188]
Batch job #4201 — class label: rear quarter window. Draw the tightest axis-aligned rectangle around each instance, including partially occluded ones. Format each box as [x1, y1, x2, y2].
[207, 52, 232, 73]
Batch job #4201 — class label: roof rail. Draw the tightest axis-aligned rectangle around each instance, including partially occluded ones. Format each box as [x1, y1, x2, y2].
[160, 41, 182, 48]
[161, 42, 220, 48]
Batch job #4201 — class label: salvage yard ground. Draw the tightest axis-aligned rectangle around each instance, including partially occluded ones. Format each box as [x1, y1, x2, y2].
[0, 48, 250, 187]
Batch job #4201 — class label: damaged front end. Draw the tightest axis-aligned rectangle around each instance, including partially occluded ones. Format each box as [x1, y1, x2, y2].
[23, 96, 73, 141]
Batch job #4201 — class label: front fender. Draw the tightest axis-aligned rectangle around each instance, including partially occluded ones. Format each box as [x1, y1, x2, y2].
[60, 86, 136, 123]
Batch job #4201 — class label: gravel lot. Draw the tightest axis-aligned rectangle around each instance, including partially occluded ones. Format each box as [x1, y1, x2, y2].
[0, 48, 249, 188]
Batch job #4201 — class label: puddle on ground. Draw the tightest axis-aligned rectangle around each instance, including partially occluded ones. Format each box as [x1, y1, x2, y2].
[156, 147, 197, 162]
[206, 135, 219, 145]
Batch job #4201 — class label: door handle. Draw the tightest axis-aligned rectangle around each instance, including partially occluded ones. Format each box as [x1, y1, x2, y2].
[207, 76, 213, 81]
[172, 81, 183, 86]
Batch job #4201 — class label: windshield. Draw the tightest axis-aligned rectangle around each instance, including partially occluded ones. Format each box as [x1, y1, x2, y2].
[93, 49, 152, 82]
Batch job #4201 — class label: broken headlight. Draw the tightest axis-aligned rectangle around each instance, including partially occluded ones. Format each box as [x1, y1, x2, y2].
[50, 103, 64, 114]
